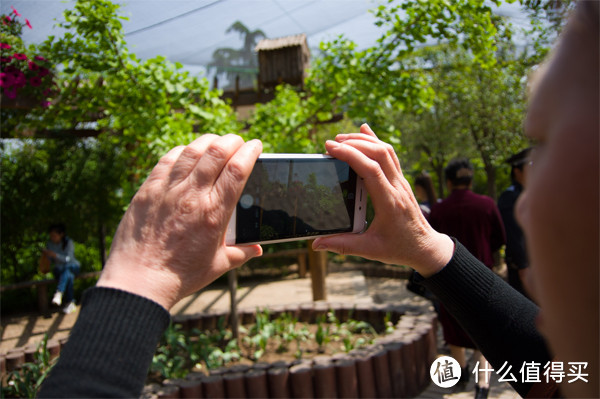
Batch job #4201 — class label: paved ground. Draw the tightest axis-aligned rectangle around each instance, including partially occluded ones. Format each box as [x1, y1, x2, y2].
[1, 268, 519, 398]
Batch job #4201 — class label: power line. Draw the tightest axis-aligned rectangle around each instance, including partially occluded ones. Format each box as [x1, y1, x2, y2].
[124, 0, 225, 37]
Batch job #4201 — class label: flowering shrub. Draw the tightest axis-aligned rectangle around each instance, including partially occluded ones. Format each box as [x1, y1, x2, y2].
[1, 6, 54, 106]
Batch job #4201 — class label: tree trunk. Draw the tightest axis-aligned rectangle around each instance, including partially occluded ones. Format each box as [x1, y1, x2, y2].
[485, 163, 497, 200]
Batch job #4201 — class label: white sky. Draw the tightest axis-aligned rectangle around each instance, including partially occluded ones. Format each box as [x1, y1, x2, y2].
[2, 0, 530, 81]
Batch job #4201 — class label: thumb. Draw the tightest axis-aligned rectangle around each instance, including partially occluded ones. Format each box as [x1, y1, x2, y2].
[225, 244, 263, 269]
[313, 234, 365, 257]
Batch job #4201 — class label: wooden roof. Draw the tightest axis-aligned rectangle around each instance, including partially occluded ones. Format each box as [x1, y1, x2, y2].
[254, 34, 308, 52]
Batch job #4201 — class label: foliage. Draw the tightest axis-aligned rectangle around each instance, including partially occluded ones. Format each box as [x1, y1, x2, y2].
[149, 309, 384, 381]
[1, 335, 57, 398]
[389, 42, 529, 199]
[246, 0, 517, 151]
[519, 0, 576, 64]
[1, 138, 124, 285]
[150, 318, 241, 380]
[1, 0, 240, 292]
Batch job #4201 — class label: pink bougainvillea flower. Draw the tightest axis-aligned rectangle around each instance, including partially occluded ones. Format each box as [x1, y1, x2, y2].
[12, 70, 26, 88]
[25, 19, 32, 29]
[0, 57, 12, 63]
[13, 53, 27, 60]
[29, 76, 42, 87]
[4, 86, 17, 99]
[0, 72, 14, 87]
[41, 100, 51, 108]
[34, 55, 46, 61]
[38, 67, 50, 77]
[28, 60, 40, 71]
[11, 6, 21, 17]
[0, 43, 11, 49]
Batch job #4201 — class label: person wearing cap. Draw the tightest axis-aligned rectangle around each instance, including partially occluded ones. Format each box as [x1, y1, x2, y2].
[428, 158, 506, 398]
[498, 148, 532, 299]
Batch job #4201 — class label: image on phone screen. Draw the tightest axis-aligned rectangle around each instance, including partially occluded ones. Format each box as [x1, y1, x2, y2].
[233, 157, 360, 244]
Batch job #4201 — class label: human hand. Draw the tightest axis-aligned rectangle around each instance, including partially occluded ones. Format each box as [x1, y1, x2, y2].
[312, 124, 454, 277]
[97, 134, 263, 310]
[42, 249, 56, 259]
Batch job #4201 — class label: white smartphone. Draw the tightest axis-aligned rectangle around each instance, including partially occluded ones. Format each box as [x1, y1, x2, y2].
[226, 154, 367, 245]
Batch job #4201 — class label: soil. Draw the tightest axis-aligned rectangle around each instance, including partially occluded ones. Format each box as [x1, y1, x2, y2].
[235, 323, 378, 365]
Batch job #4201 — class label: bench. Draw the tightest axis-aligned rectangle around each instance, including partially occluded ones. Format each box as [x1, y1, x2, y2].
[0, 271, 101, 315]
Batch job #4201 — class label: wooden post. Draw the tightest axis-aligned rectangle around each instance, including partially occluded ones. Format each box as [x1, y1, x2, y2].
[228, 269, 239, 340]
[307, 240, 327, 301]
[298, 253, 307, 278]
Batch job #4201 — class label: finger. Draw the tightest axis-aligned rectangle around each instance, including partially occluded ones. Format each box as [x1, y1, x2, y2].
[145, 145, 186, 187]
[332, 138, 403, 183]
[312, 233, 377, 260]
[225, 244, 263, 269]
[360, 123, 378, 138]
[325, 140, 397, 196]
[168, 134, 220, 187]
[335, 133, 401, 174]
[213, 139, 262, 211]
[335, 123, 379, 143]
[190, 134, 246, 190]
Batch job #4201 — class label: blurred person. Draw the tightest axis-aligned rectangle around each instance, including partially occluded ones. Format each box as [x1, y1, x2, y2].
[42, 223, 81, 314]
[498, 148, 532, 299]
[414, 171, 437, 217]
[428, 158, 506, 398]
[38, 2, 597, 398]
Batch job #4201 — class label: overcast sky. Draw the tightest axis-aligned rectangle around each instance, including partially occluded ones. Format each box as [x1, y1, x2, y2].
[2, 0, 530, 80]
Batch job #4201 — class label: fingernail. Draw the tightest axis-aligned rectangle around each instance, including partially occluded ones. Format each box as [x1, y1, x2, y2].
[313, 240, 327, 251]
[326, 140, 339, 149]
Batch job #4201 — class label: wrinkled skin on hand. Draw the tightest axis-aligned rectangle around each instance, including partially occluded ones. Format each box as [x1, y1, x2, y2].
[97, 134, 263, 310]
[313, 124, 454, 277]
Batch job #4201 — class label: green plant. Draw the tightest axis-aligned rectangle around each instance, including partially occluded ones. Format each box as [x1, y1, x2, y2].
[315, 315, 331, 353]
[2, 335, 56, 398]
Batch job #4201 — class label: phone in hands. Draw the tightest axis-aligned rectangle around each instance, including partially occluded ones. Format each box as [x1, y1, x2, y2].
[226, 154, 367, 245]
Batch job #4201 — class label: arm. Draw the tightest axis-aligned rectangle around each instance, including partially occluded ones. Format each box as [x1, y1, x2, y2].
[313, 125, 551, 396]
[419, 240, 551, 397]
[38, 134, 263, 397]
[38, 288, 170, 398]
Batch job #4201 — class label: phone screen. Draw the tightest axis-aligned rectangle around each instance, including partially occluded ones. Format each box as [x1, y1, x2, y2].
[235, 158, 357, 244]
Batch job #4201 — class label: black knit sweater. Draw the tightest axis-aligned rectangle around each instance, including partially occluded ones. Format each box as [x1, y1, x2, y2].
[420, 240, 553, 397]
[38, 287, 170, 398]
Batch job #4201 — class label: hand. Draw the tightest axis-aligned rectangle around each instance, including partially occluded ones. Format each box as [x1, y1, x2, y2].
[312, 124, 454, 277]
[42, 249, 56, 259]
[97, 134, 263, 310]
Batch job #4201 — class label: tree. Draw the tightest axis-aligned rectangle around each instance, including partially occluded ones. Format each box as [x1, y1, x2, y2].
[391, 42, 529, 199]
[208, 21, 266, 90]
[0, 0, 241, 287]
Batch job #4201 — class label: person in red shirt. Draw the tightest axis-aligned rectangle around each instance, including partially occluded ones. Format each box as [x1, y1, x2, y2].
[428, 158, 506, 398]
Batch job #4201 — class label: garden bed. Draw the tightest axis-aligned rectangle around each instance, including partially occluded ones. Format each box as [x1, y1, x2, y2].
[145, 301, 437, 398]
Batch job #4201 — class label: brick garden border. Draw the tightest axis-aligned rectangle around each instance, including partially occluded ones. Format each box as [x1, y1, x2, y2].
[144, 300, 437, 399]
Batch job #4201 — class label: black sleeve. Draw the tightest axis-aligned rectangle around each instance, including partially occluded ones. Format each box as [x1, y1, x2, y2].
[419, 240, 552, 397]
[38, 287, 171, 398]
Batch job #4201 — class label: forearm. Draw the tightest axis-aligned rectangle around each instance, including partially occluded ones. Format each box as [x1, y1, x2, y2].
[38, 287, 170, 398]
[419, 240, 552, 397]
